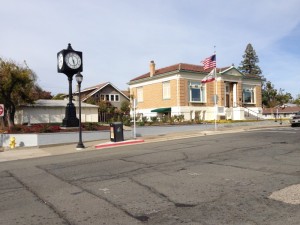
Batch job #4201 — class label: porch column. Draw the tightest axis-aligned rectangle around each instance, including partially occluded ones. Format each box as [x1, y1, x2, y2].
[233, 83, 237, 107]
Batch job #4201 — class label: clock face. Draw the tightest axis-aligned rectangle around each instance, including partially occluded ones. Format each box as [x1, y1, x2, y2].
[65, 52, 82, 69]
[58, 53, 63, 69]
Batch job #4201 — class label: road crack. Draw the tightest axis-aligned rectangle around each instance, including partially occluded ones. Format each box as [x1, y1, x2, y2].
[6, 169, 72, 225]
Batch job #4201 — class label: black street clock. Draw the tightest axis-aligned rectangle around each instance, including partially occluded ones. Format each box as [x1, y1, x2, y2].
[57, 43, 83, 75]
[57, 43, 83, 127]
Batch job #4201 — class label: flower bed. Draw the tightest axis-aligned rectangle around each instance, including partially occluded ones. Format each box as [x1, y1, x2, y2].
[3, 123, 110, 134]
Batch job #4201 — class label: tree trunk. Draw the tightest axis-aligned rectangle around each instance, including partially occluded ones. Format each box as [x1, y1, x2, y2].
[6, 104, 15, 128]
[0, 117, 5, 130]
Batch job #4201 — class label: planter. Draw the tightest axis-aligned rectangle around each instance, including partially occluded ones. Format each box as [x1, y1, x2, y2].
[0, 130, 132, 148]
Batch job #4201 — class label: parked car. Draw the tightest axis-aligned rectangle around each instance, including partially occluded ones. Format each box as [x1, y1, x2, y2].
[290, 111, 300, 127]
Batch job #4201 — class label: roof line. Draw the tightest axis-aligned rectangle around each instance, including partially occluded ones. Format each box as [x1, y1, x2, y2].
[82, 82, 129, 102]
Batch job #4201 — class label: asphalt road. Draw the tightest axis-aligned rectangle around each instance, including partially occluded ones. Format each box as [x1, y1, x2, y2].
[1, 126, 300, 225]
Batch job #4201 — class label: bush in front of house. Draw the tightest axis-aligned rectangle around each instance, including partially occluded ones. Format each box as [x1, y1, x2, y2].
[121, 115, 131, 127]
[5, 123, 110, 134]
[82, 123, 98, 131]
[8, 124, 61, 133]
[150, 116, 158, 123]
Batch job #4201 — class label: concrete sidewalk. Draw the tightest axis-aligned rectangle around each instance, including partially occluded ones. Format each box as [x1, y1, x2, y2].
[0, 121, 289, 162]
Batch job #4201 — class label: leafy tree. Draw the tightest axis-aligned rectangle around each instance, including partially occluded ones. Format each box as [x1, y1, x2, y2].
[294, 94, 300, 106]
[0, 58, 38, 127]
[85, 97, 97, 105]
[262, 80, 292, 107]
[120, 100, 130, 114]
[276, 88, 292, 106]
[98, 100, 111, 112]
[238, 43, 263, 78]
[32, 85, 52, 99]
[262, 81, 277, 107]
[52, 93, 66, 100]
[88, 100, 114, 113]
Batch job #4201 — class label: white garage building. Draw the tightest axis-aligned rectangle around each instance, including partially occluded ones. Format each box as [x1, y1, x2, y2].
[15, 99, 99, 125]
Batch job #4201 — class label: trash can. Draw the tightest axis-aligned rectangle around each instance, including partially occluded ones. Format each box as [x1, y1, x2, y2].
[110, 122, 124, 142]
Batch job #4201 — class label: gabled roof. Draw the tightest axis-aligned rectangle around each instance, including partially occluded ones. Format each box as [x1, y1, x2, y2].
[130, 63, 213, 82]
[129, 63, 260, 83]
[219, 66, 243, 76]
[75, 82, 130, 102]
[129, 63, 259, 83]
[80, 82, 108, 93]
[21, 99, 98, 108]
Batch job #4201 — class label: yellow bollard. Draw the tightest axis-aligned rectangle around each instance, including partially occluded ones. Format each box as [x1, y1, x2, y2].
[9, 136, 16, 149]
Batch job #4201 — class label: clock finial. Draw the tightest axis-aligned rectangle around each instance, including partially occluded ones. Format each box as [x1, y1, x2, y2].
[67, 43, 73, 50]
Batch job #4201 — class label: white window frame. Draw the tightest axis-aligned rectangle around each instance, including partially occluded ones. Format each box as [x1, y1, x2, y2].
[137, 87, 143, 102]
[100, 94, 105, 101]
[106, 94, 120, 102]
[243, 85, 255, 104]
[110, 95, 115, 101]
[189, 82, 206, 103]
[162, 81, 171, 100]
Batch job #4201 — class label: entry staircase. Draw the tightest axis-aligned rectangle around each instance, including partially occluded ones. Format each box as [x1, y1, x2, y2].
[243, 107, 262, 120]
[223, 104, 263, 121]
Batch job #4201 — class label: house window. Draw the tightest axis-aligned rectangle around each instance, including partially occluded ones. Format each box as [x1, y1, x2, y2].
[102, 94, 120, 102]
[137, 87, 143, 102]
[162, 81, 171, 99]
[243, 85, 255, 104]
[189, 82, 205, 102]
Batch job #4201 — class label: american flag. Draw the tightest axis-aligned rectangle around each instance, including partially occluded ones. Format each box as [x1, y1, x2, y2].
[201, 69, 215, 83]
[201, 54, 216, 70]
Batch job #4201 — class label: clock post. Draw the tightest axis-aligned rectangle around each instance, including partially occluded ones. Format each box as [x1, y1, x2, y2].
[57, 43, 83, 127]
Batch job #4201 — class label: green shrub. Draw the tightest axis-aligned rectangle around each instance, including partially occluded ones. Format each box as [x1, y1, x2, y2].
[150, 116, 158, 123]
[161, 116, 168, 123]
[38, 125, 60, 132]
[141, 116, 148, 123]
[169, 116, 175, 124]
[178, 115, 184, 122]
[138, 121, 145, 126]
[83, 123, 98, 131]
[122, 115, 131, 126]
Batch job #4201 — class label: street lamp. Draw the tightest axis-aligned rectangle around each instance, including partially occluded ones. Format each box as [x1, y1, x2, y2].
[75, 72, 85, 150]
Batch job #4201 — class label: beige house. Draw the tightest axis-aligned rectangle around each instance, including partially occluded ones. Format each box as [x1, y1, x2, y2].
[128, 61, 263, 121]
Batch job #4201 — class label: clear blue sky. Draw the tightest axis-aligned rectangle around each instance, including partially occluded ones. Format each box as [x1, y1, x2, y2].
[1, 0, 300, 98]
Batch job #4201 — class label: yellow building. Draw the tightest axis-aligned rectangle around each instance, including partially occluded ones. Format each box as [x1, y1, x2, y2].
[129, 61, 263, 121]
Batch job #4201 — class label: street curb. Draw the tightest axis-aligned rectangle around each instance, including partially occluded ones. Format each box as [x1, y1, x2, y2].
[95, 139, 145, 149]
[0, 123, 291, 162]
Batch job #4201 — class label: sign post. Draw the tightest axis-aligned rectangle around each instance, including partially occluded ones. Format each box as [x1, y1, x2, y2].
[133, 99, 137, 139]
[0, 104, 4, 117]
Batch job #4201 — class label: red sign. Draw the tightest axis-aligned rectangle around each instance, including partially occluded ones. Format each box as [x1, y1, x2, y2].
[0, 104, 4, 117]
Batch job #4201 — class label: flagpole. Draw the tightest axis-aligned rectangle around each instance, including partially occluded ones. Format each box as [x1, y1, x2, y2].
[201, 49, 217, 130]
[214, 67, 217, 131]
[214, 46, 217, 131]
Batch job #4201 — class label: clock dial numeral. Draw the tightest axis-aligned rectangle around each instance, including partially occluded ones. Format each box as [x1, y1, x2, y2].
[58, 53, 64, 69]
[65, 52, 81, 69]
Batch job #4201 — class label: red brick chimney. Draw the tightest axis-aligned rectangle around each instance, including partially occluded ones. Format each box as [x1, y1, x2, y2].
[150, 60, 155, 77]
